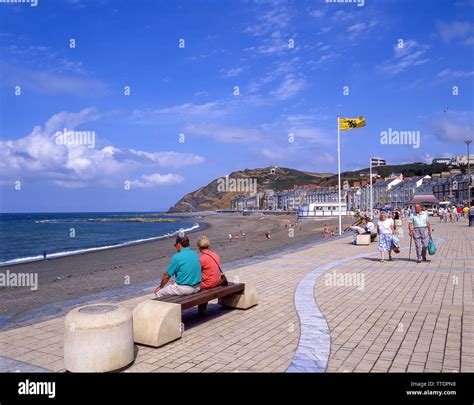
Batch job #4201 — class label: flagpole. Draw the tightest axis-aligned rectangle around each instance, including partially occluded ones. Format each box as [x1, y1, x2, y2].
[337, 116, 342, 236]
[370, 158, 373, 219]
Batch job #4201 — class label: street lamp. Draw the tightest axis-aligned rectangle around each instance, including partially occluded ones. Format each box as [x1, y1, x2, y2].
[466, 140, 472, 207]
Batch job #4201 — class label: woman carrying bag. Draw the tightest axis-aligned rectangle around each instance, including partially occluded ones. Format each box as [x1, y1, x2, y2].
[196, 235, 228, 316]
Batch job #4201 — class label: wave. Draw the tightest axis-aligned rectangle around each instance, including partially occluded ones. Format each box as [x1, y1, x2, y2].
[0, 223, 200, 266]
[35, 219, 63, 224]
[34, 219, 81, 224]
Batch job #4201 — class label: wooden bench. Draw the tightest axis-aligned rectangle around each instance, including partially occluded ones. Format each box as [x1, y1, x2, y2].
[132, 282, 258, 347]
[157, 282, 245, 315]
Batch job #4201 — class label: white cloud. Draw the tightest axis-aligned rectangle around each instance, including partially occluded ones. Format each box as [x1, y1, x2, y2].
[308, 52, 339, 69]
[286, 114, 325, 124]
[194, 90, 209, 97]
[245, 6, 290, 36]
[0, 109, 204, 188]
[1, 64, 107, 95]
[220, 67, 245, 77]
[348, 23, 366, 33]
[437, 68, 474, 79]
[436, 20, 473, 43]
[244, 30, 292, 55]
[128, 150, 205, 167]
[246, 57, 302, 98]
[346, 19, 378, 40]
[429, 111, 474, 142]
[377, 40, 430, 75]
[331, 10, 356, 22]
[309, 8, 325, 18]
[270, 74, 306, 100]
[130, 173, 184, 188]
[286, 126, 332, 145]
[130, 101, 230, 124]
[2, 42, 87, 75]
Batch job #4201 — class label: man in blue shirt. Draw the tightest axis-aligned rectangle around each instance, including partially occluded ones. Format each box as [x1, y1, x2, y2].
[408, 204, 432, 263]
[154, 235, 202, 298]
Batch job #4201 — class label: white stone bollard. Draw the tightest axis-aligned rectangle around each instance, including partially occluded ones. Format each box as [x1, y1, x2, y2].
[64, 303, 134, 372]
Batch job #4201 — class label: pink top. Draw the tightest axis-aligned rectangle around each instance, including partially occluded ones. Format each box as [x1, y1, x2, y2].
[199, 250, 222, 289]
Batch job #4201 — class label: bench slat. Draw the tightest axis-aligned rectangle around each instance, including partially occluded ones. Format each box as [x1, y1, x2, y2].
[155, 282, 245, 310]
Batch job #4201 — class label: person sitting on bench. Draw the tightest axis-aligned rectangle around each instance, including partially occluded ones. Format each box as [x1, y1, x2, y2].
[154, 235, 202, 298]
[350, 219, 367, 244]
[365, 217, 377, 242]
[351, 217, 376, 244]
[197, 235, 223, 290]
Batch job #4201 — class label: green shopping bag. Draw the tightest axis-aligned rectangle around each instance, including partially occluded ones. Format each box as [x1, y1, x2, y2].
[428, 236, 437, 255]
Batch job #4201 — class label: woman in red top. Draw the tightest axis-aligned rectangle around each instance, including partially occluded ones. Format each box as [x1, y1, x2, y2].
[197, 236, 223, 289]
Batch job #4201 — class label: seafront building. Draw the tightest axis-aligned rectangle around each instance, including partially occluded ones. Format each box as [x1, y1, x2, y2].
[432, 155, 474, 166]
[230, 171, 472, 212]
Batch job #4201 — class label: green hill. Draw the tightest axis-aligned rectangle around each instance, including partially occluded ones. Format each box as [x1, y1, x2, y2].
[168, 167, 329, 212]
[168, 162, 452, 212]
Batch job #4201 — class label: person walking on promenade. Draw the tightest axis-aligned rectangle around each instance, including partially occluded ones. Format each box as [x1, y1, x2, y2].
[456, 206, 462, 222]
[408, 204, 432, 264]
[377, 211, 396, 263]
[463, 205, 469, 220]
[438, 206, 444, 222]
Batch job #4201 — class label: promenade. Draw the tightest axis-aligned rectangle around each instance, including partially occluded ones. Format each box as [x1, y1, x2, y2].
[0, 220, 472, 373]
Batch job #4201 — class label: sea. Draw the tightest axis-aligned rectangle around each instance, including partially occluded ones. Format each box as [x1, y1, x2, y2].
[0, 212, 200, 265]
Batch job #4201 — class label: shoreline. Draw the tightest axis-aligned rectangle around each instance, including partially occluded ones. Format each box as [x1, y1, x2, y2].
[0, 214, 354, 327]
[0, 221, 207, 267]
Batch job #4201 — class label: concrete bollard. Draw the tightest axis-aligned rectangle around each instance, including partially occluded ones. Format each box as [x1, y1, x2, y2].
[64, 303, 134, 372]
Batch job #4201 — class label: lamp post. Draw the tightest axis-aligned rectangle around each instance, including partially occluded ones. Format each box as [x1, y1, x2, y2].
[466, 140, 472, 207]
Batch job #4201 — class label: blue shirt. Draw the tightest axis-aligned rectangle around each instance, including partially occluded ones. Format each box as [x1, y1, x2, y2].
[166, 247, 202, 286]
[409, 211, 429, 228]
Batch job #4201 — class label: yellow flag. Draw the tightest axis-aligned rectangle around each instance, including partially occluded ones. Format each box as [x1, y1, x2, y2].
[339, 116, 366, 131]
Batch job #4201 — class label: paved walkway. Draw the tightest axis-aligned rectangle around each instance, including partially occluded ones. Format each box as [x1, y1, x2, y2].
[0, 221, 472, 372]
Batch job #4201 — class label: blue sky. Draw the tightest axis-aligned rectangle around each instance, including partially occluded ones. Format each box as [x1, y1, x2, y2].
[0, 0, 473, 212]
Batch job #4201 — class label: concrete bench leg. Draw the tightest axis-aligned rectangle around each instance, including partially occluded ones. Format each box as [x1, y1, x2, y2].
[218, 283, 258, 309]
[356, 234, 371, 245]
[132, 300, 182, 347]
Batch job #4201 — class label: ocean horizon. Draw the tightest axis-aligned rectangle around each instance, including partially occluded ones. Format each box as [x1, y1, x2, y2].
[0, 212, 200, 265]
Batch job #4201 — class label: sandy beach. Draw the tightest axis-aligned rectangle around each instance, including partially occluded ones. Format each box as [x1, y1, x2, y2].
[1, 213, 353, 323]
